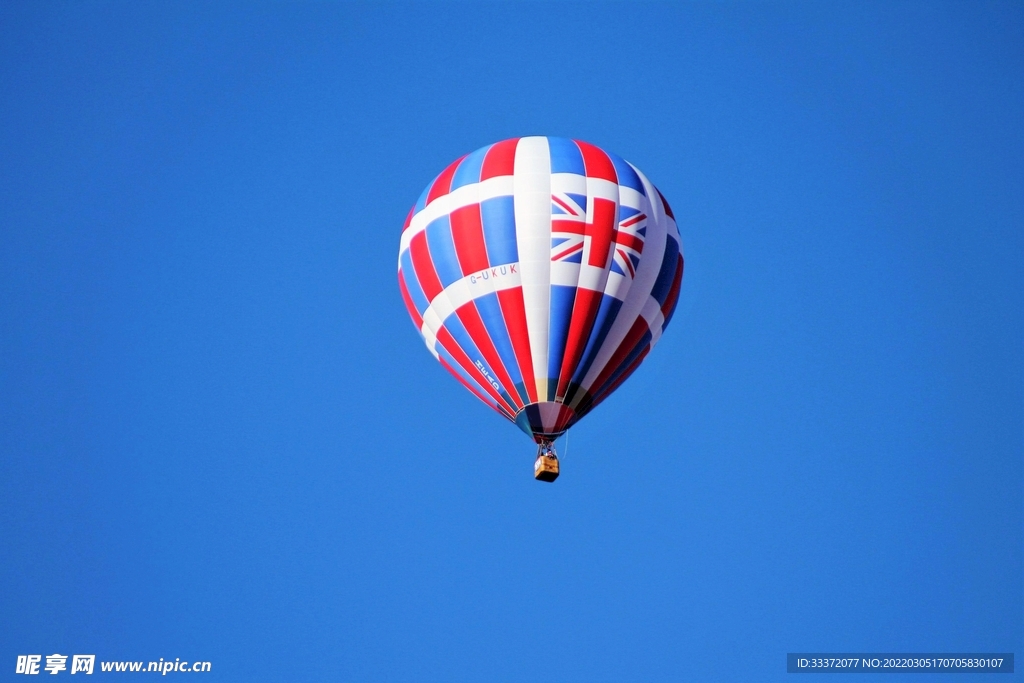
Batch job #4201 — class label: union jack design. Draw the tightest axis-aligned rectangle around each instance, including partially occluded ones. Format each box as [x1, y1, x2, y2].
[550, 192, 588, 263]
[611, 206, 646, 278]
[550, 194, 647, 279]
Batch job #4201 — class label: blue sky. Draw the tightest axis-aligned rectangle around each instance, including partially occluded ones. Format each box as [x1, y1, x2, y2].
[1, 2, 1021, 681]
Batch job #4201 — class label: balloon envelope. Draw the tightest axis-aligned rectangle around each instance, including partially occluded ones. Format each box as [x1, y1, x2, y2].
[398, 137, 683, 443]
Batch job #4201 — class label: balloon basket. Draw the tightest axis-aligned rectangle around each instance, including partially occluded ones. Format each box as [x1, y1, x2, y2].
[533, 446, 559, 482]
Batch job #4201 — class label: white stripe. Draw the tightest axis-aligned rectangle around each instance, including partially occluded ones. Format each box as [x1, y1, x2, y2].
[514, 136, 552, 398]
[618, 185, 645, 211]
[576, 261, 609, 291]
[586, 176, 619, 201]
[639, 295, 666, 347]
[398, 175, 515, 261]
[549, 175, 641, 207]
[603, 270, 628, 299]
[550, 261, 580, 287]
[420, 262, 523, 352]
[550, 173, 589, 202]
[575, 166, 669, 400]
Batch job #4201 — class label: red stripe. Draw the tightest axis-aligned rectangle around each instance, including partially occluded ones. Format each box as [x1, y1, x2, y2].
[657, 188, 675, 220]
[553, 404, 577, 432]
[617, 248, 635, 278]
[481, 138, 518, 180]
[576, 140, 617, 182]
[552, 219, 586, 235]
[612, 230, 644, 252]
[593, 345, 650, 407]
[551, 242, 583, 262]
[427, 155, 466, 205]
[439, 357, 507, 419]
[409, 231, 443, 302]
[556, 287, 601, 399]
[496, 286, 538, 404]
[552, 195, 578, 215]
[397, 273, 423, 329]
[449, 204, 489, 274]
[435, 326, 517, 417]
[586, 197, 617, 268]
[589, 316, 650, 393]
[455, 303, 524, 410]
[661, 254, 684, 318]
[619, 213, 645, 228]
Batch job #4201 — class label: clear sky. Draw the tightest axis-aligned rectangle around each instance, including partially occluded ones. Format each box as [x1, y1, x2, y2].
[1, 2, 1021, 681]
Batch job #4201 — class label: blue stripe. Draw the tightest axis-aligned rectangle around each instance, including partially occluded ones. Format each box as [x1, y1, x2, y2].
[413, 179, 432, 214]
[474, 292, 527, 405]
[566, 193, 588, 213]
[451, 144, 489, 191]
[514, 409, 535, 438]
[400, 250, 430, 315]
[650, 235, 680, 306]
[547, 285, 577, 400]
[525, 404, 544, 433]
[435, 344, 500, 411]
[570, 294, 622, 386]
[442, 314, 517, 409]
[424, 215, 463, 288]
[662, 257, 682, 328]
[610, 154, 646, 195]
[481, 196, 518, 265]
[561, 251, 583, 264]
[619, 206, 642, 222]
[594, 329, 653, 401]
[548, 137, 585, 175]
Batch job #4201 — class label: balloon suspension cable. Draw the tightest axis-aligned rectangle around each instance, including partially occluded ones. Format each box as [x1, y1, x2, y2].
[537, 439, 556, 459]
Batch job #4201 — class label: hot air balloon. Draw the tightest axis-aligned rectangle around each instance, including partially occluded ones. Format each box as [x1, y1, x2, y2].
[397, 137, 683, 481]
